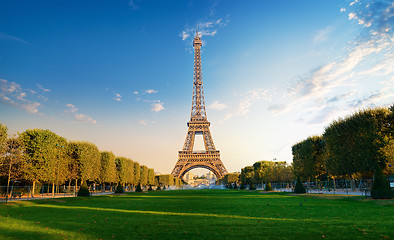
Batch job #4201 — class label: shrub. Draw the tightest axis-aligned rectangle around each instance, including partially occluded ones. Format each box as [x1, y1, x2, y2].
[233, 183, 238, 189]
[240, 183, 245, 190]
[294, 177, 306, 194]
[265, 182, 272, 191]
[77, 182, 91, 197]
[148, 185, 153, 191]
[249, 184, 256, 190]
[135, 184, 143, 192]
[371, 167, 393, 199]
[115, 183, 124, 193]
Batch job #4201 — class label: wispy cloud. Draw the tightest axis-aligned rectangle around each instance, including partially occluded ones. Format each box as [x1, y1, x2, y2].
[36, 84, 51, 92]
[65, 104, 97, 124]
[268, 1, 394, 125]
[128, 0, 141, 10]
[208, 101, 227, 110]
[236, 89, 271, 116]
[180, 17, 230, 42]
[313, 26, 335, 44]
[138, 119, 147, 126]
[0, 79, 42, 114]
[0, 32, 30, 45]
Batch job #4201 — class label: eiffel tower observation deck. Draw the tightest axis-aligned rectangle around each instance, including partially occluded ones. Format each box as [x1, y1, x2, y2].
[171, 31, 228, 179]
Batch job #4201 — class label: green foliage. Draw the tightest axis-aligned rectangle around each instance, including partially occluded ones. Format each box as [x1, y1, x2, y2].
[294, 177, 306, 194]
[371, 167, 393, 199]
[292, 136, 325, 180]
[156, 174, 174, 187]
[77, 182, 91, 197]
[0, 123, 8, 158]
[147, 168, 155, 186]
[140, 165, 148, 186]
[135, 184, 143, 192]
[240, 166, 254, 185]
[240, 183, 245, 189]
[68, 141, 100, 183]
[20, 129, 68, 184]
[249, 184, 256, 190]
[115, 183, 124, 194]
[223, 173, 239, 185]
[253, 160, 294, 183]
[99, 151, 117, 185]
[1, 190, 393, 239]
[265, 182, 272, 191]
[323, 107, 392, 176]
[133, 162, 140, 185]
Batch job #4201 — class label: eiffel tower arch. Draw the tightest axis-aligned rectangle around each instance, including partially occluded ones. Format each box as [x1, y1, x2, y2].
[171, 31, 227, 180]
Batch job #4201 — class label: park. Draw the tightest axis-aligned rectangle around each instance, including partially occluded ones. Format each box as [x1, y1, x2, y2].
[0, 189, 393, 239]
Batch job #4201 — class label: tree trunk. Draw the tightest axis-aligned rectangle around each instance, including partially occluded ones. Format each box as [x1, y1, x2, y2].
[32, 181, 36, 197]
[52, 182, 55, 197]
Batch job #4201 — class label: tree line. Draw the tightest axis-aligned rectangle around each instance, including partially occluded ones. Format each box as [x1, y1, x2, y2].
[292, 106, 393, 182]
[220, 106, 393, 196]
[220, 160, 294, 188]
[0, 124, 181, 195]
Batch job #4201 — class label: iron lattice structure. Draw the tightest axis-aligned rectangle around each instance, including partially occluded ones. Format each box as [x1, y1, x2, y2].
[171, 31, 228, 179]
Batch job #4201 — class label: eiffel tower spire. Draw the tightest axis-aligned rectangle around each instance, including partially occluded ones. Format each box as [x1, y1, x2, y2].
[171, 31, 227, 179]
[191, 30, 206, 121]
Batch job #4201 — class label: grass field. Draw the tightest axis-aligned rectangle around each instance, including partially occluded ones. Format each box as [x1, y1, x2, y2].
[0, 190, 393, 240]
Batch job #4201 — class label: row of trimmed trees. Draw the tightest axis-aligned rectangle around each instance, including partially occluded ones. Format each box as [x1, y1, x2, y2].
[0, 125, 158, 196]
[292, 106, 393, 198]
[220, 160, 294, 188]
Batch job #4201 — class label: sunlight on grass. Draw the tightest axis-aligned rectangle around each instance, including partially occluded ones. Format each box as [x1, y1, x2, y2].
[0, 216, 91, 240]
[35, 204, 318, 222]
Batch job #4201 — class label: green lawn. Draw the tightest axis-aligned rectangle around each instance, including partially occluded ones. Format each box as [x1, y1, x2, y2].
[0, 190, 393, 239]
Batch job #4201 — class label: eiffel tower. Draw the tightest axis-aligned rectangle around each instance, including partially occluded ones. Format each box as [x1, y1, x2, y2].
[171, 30, 228, 179]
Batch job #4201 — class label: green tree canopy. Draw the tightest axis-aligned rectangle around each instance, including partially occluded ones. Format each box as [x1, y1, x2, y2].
[292, 136, 325, 180]
[68, 141, 100, 183]
[323, 107, 393, 176]
[99, 151, 116, 184]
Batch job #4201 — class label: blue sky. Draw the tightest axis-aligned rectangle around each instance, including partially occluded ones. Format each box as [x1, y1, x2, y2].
[1, 0, 393, 175]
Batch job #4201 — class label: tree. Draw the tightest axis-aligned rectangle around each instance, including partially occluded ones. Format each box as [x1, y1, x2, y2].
[99, 151, 116, 191]
[140, 165, 148, 187]
[20, 129, 68, 197]
[371, 167, 393, 199]
[147, 168, 155, 186]
[0, 123, 7, 166]
[156, 174, 174, 187]
[223, 173, 239, 185]
[292, 136, 325, 181]
[323, 107, 393, 176]
[68, 141, 100, 186]
[133, 162, 140, 186]
[2, 136, 25, 201]
[240, 166, 254, 185]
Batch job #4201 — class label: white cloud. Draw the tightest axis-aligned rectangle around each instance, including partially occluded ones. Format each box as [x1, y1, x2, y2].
[208, 101, 227, 110]
[65, 103, 78, 113]
[151, 101, 165, 112]
[145, 89, 158, 94]
[0, 79, 42, 115]
[65, 103, 97, 124]
[180, 16, 230, 42]
[133, 91, 139, 95]
[113, 93, 122, 101]
[340, 8, 346, 12]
